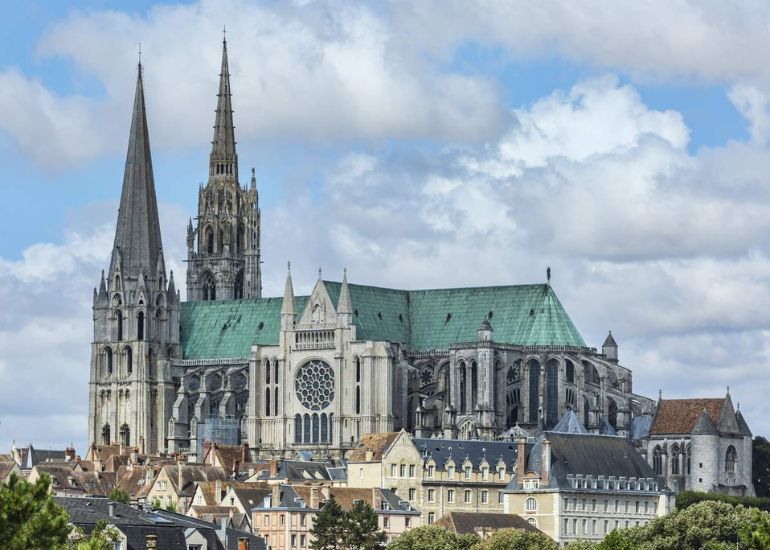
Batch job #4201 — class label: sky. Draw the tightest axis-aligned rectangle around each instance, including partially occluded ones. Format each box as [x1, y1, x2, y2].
[1, 0, 770, 454]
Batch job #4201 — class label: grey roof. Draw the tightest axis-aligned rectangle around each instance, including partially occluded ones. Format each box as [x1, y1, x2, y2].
[551, 410, 588, 434]
[277, 460, 333, 482]
[736, 410, 752, 437]
[691, 408, 719, 435]
[150, 508, 265, 550]
[210, 39, 237, 165]
[603, 331, 617, 347]
[413, 438, 521, 471]
[438, 511, 540, 535]
[628, 415, 653, 442]
[521, 432, 662, 491]
[22, 445, 67, 469]
[327, 466, 347, 481]
[109, 64, 163, 281]
[56, 497, 186, 550]
[598, 417, 618, 436]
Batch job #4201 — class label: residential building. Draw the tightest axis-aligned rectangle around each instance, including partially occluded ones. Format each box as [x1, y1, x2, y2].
[57, 496, 264, 550]
[252, 485, 420, 550]
[146, 460, 228, 513]
[503, 411, 670, 546]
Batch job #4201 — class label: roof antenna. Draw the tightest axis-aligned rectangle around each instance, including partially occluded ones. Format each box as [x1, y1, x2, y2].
[138, 42, 142, 67]
[223, 24, 227, 43]
[546, 266, 551, 285]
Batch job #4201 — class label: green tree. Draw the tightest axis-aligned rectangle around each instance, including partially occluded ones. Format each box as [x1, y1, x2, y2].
[310, 496, 345, 550]
[739, 507, 770, 549]
[388, 526, 477, 550]
[342, 499, 387, 550]
[595, 530, 633, 550]
[108, 487, 130, 504]
[0, 473, 72, 550]
[470, 529, 558, 550]
[754, 436, 770, 498]
[564, 540, 597, 549]
[67, 521, 121, 550]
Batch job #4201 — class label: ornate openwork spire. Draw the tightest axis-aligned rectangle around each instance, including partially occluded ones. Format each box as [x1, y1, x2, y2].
[209, 36, 237, 179]
[109, 63, 163, 281]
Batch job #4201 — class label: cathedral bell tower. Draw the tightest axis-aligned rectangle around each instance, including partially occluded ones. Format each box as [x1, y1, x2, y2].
[88, 62, 179, 455]
[186, 37, 261, 301]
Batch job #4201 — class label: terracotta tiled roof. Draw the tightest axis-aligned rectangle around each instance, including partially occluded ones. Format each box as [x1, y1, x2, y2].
[651, 398, 725, 435]
[347, 433, 400, 462]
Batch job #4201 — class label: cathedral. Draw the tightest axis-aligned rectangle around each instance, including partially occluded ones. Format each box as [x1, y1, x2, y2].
[87, 40, 754, 495]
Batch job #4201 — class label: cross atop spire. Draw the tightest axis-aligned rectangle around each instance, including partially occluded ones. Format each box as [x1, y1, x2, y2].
[109, 63, 163, 281]
[209, 36, 237, 179]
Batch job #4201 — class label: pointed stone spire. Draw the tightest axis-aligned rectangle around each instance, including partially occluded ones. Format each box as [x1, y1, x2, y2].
[281, 262, 295, 316]
[98, 270, 107, 301]
[109, 62, 163, 282]
[167, 270, 176, 303]
[337, 268, 352, 314]
[209, 35, 237, 178]
[250, 167, 256, 190]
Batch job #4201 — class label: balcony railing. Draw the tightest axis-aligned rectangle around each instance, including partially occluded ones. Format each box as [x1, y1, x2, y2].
[294, 329, 336, 350]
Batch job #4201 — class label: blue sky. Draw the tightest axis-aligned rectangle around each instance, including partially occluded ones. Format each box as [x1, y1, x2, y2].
[1, 0, 770, 453]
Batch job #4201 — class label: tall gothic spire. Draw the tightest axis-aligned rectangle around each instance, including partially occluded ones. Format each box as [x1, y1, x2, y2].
[209, 36, 237, 178]
[109, 62, 163, 280]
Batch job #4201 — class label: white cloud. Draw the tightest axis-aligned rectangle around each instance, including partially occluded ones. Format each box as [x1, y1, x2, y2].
[729, 84, 770, 145]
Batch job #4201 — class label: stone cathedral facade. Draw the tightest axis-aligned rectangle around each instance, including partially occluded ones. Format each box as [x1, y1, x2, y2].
[87, 41, 753, 495]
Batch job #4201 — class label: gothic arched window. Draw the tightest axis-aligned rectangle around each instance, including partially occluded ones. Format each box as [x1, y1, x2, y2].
[471, 360, 479, 410]
[137, 311, 145, 341]
[546, 359, 559, 429]
[294, 415, 302, 444]
[116, 310, 123, 341]
[205, 227, 214, 255]
[303, 414, 311, 444]
[201, 272, 216, 301]
[355, 357, 361, 382]
[265, 388, 271, 417]
[458, 362, 467, 413]
[120, 424, 130, 446]
[102, 424, 110, 445]
[686, 444, 692, 475]
[234, 270, 244, 300]
[528, 359, 541, 423]
[274, 387, 279, 416]
[321, 413, 328, 443]
[125, 346, 132, 376]
[725, 445, 737, 475]
[104, 347, 113, 377]
[265, 359, 271, 384]
[274, 361, 279, 384]
[653, 446, 662, 475]
[355, 386, 361, 414]
[671, 444, 680, 475]
[583, 396, 591, 428]
[312, 414, 319, 444]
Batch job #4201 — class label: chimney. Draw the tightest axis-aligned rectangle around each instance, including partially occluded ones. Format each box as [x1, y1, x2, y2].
[145, 535, 157, 549]
[203, 440, 213, 464]
[108, 502, 115, 517]
[272, 484, 281, 508]
[515, 438, 526, 484]
[232, 459, 240, 478]
[215, 479, 223, 504]
[310, 486, 319, 509]
[269, 458, 279, 477]
[177, 454, 186, 493]
[541, 438, 551, 486]
[371, 487, 381, 510]
[241, 442, 249, 464]
[238, 538, 250, 550]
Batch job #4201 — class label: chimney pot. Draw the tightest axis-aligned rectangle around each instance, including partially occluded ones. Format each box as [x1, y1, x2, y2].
[108, 502, 115, 518]
[269, 458, 279, 477]
[515, 438, 526, 484]
[541, 439, 551, 486]
[241, 442, 249, 464]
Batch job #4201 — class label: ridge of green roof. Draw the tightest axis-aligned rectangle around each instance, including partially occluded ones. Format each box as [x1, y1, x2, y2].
[180, 282, 586, 360]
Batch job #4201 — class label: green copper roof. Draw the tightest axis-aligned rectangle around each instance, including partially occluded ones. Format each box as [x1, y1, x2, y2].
[180, 282, 585, 360]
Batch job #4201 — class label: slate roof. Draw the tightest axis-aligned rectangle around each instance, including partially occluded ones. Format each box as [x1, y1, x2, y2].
[521, 432, 661, 491]
[181, 282, 585, 359]
[736, 410, 753, 437]
[436, 511, 540, 535]
[413, 438, 521, 471]
[651, 398, 725, 435]
[628, 415, 653, 442]
[260, 486, 417, 515]
[551, 410, 588, 434]
[150, 508, 265, 550]
[35, 463, 116, 496]
[347, 432, 400, 462]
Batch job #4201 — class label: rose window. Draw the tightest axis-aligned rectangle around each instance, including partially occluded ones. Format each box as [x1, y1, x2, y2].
[295, 360, 335, 410]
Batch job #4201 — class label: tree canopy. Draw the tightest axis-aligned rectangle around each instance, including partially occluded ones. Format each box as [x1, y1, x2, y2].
[469, 529, 558, 550]
[754, 436, 770, 498]
[0, 473, 71, 550]
[388, 526, 477, 550]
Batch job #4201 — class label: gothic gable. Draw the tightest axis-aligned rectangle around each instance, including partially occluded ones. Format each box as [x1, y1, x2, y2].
[298, 279, 337, 326]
